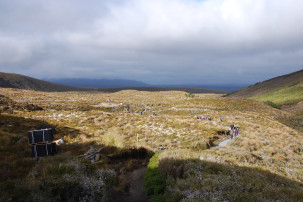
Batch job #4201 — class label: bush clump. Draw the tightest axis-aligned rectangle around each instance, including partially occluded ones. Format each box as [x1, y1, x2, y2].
[264, 101, 281, 109]
[162, 159, 303, 201]
[159, 158, 188, 179]
[185, 93, 195, 98]
[27, 158, 117, 202]
[102, 127, 125, 148]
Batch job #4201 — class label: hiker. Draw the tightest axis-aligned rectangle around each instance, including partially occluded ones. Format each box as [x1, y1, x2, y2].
[231, 129, 234, 139]
[208, 116, 211, 121]
[220, 118, 223, 122]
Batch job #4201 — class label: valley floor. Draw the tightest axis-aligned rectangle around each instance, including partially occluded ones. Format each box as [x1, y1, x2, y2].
[0, 88, 302, 201]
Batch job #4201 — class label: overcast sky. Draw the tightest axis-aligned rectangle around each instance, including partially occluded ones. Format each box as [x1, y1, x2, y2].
[0, 0, 303, 85]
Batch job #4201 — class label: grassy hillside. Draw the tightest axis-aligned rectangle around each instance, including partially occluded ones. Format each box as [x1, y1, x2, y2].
[228, 69, 303, 105]
[0, 72, 87, 92]
[253, 84, 303, 105]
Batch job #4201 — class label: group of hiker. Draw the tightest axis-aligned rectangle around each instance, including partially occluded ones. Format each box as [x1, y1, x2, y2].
[194, 115, 239, 140]
[194, 115, 225, 122]
[194, 115, 212, 120]
[230, 124, 239, 139]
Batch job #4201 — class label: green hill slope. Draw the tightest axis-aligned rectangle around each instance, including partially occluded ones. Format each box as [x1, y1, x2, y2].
[0, 72, 88, 92]
[228, 69, 303, 105]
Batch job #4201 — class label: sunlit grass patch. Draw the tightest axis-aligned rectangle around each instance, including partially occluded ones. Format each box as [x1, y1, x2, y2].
[252, 85, 303, 105]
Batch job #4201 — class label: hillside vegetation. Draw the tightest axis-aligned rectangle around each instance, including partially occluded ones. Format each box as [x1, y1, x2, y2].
[228, 69, 303, 106]
[0, 87, 302, 201]
[253, 84, 303, 105]
[0, 72, 86, 92]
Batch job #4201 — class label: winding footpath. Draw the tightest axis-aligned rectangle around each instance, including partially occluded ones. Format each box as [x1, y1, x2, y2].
[123, 167, 150, 202]
[112, 167, 150, 202]
[217, 134, 239, 147]
[217, 138, 233, 147]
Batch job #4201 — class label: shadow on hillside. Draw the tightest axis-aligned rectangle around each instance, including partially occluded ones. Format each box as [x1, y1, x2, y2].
[278, 114, 303, 132]
[0, 113, 154, 173]
[0, 114, 154, 201]
[157, 157, 303, 201]
[0, 114, 90, 181]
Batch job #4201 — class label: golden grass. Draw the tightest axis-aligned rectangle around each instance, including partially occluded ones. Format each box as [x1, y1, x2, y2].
[0, 87, 302, 201]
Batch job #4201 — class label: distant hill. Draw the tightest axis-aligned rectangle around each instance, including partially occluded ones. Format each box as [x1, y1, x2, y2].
[157, 84, 248, 92]
[227, 69, 303, 105]
[0, 72, 87, 92]
[46, 78, 150, 88]
[47, 78, 245, 91]
[97, 87, 227, 94]
[46, 78, 228, 94]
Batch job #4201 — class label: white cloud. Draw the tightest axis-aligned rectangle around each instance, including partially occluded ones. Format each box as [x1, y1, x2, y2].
[0, 0, 303, 84]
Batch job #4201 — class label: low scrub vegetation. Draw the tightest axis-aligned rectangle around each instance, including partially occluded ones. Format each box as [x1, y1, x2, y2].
[102, 127, 125, 148]
[185, 92, 195, 98]
[253, 84, 303, 106]
[1, 158, 117, 201]
[264, 100, 281, 109]
[0, 87, 302, 201]
[159, 156, 303, 201]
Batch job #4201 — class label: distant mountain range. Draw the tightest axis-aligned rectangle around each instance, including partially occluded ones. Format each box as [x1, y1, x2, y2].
[157, 84, 248, 92]
[2, 70, 302, 100]
[46, 78, 150, 88]
[0, 72, 227, 94]
[47, 78, 246, 91]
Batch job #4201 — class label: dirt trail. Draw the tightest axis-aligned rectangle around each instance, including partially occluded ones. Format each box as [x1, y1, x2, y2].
[112, 167, 150, 202]
[124, 167, 150, 202]
[217, 138, 232, 147]
[216, 135, 239, 147]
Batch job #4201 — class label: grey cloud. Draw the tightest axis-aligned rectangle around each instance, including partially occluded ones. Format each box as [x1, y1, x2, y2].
[0, 0, 303, 85]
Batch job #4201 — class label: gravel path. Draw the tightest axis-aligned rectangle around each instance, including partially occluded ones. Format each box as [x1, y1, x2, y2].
[217, 138, 232, 147]
[217, 135, 239, 147]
